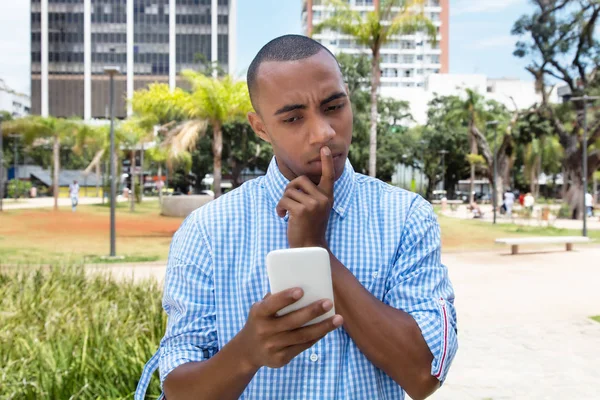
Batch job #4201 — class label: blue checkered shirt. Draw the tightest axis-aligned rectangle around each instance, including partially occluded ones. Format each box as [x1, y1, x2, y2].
[136, 157, 457, 399]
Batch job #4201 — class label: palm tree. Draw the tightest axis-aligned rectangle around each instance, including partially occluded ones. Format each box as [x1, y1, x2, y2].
[445, 89, 488, 203]
[133, 73, 253, 198]
[1, 116, 82, 210]
[313, 0, 436, 177]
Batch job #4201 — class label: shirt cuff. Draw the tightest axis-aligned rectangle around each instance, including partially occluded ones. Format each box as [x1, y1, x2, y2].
[411, 297, 458, 383]
[159, 344, 217, 384]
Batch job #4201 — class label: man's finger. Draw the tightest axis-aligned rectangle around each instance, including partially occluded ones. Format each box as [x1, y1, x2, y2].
[276, 196, 303, 218]
[258, 288, 304, 317]
[318, 146, 334, 198]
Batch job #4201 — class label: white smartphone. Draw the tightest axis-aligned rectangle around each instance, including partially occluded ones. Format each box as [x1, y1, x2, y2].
[266, 247, 336, 326]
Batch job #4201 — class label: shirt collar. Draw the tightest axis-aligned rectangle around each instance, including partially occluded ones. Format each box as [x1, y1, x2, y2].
[263, 156, 355, 219]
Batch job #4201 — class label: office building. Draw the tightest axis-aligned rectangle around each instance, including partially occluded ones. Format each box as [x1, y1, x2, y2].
[302, 0, 449, 89]
[31, 0, 237, 119]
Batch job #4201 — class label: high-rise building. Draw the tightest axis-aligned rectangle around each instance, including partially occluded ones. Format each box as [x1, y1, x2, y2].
[302, 0, 449, 89]
[30, 0, 237, 119]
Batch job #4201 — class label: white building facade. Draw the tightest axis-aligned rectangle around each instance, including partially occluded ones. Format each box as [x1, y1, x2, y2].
[303, 0, 449, 88]
[0, 79, 31, 118]
[380, 74, 560, 125]
[31, 0, 237, 119]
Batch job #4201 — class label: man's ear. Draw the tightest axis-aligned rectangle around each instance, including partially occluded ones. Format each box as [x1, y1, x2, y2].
[247, 112, 271, 143]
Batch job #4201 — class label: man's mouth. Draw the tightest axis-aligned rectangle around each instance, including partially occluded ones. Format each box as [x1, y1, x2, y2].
[309, 153, 343, 164]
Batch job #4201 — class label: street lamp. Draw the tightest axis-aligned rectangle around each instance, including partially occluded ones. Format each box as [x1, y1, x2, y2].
[0, 115, 4, 212]
[439, 150, 448, 191]
[8, 134, 20, 200]
[104, 66, 120, 257]
[486, 120, 499, 224]
[570, 95, 600, 237]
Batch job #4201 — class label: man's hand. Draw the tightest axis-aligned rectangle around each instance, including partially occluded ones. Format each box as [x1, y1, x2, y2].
[276, 146, 335, 248]
[237, 288, 343, 370]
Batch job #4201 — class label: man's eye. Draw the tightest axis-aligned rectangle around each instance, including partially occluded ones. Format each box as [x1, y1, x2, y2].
[325, 103, 345, 112]
[283, 116, 302, 123]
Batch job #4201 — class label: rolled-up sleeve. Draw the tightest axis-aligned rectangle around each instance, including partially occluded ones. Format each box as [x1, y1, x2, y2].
[383, 201, 458, 383]
[158, 212, 218, 384]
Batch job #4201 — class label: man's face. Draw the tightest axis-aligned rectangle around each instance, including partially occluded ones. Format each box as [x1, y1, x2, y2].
[248, 50, 353, 183]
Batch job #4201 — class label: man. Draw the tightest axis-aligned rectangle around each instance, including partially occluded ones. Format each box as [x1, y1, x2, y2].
[136, 35, 457, 400]
[585, 191, 594, 217]
[69, 180, 80, 212]
[504, 189, 515, 218]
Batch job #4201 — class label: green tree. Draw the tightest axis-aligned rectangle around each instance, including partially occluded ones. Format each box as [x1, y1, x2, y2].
[314, 0, 436, 177]
[133, 73, 253, 198]
[512, 0, 600, 217]
[1, 116, 85, 210]
[443, 91, 516, 204]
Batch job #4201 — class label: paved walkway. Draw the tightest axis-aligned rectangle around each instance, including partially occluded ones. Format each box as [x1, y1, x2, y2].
[87, 247, 600, 399]
[442, 204, 600, 231]
[1, 196, 151, 210]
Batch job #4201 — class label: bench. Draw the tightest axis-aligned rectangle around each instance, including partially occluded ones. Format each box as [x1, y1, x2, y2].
[495, 236, 592, 255]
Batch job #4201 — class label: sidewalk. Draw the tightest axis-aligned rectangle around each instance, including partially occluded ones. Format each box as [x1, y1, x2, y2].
[87, 247, 600, 399]
[442, 204, 600, 231]
[0, 196, 153, 210]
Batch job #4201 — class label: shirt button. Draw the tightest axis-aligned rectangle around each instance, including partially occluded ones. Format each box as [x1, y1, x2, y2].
[372, 271, 378, 279]
[438, 298, 445, 306]
[310, 353, 319, 362]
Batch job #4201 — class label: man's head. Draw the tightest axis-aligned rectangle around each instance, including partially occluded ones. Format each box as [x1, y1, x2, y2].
[73, 180, 78, 184]
[247, 35, 353, 184]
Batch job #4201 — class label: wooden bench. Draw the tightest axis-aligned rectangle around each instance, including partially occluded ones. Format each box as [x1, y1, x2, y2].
[495, 236, 592, 255]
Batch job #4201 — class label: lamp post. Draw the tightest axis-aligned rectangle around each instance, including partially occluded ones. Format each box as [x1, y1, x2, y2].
[487, 120, 499, 224]
[104, 66, 120, 257]
[7, 134, 21, 200]
[0, 115, 4, 212]
[439, 150, 448, 191]
[571, 95, 600, 237]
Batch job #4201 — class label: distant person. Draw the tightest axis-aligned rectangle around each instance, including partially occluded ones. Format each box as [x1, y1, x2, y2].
[524, 192, 534, 215]
[469, 200, 483, 218]
[69, 180, 80, 212]
[585, 192, 594, 217]
[519, 193, 525, 207]
[503, 189, 515, 218]
[136, 35, 457, 400]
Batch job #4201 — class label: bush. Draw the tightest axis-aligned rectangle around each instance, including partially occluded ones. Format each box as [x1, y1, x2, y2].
[0, 265, 165, 399]
[557, 203, 572, 219]
[7, 179, 32, 199]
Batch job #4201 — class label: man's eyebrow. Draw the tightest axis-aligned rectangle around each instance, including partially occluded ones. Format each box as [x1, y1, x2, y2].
[274, 103, 307, 116]
[273, 92, 347, 116]
[320, 92, 347, 106]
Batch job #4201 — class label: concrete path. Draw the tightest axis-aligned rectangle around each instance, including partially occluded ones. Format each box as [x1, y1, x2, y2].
[442, 204, 600, 231]
[1, 196, 153, 210]
[88, 247, 600, 399]
[435, 247, 600, 400]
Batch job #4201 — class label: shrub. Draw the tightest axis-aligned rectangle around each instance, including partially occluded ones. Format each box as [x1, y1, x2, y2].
[0, 265, 165, 399]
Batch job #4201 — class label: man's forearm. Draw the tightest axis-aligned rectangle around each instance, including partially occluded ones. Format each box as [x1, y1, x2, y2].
[163, 333, 259, 400]
[328, 252, 440, 400]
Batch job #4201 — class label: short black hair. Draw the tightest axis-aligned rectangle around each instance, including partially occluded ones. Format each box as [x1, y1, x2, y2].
[247, 34, 340, 111]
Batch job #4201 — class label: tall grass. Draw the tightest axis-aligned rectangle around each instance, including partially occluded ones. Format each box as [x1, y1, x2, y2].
[0, 265, 165, 399]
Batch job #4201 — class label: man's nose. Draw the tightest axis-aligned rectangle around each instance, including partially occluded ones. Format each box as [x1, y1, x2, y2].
[308, 116, 336, 146]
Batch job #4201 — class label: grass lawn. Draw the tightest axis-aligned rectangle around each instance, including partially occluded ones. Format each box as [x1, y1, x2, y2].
[437, 213, 600, 253]
[1, 198, 598, 264]
[0, 199, 183, 265]
[592, 316, 600, 324]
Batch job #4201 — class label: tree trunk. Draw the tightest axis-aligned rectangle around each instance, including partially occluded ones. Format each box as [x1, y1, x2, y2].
[53, 135, 60, 211]
[468, 121, 478, 203]
[213, 122, 223, 198]
[139, 142, 144, 202]
[130, 149, 135, 212]
[561, 145, 600, 218]
[158, 164, 163, 205]
[368, 46, 380, 177]
[95, 162, 100, 197]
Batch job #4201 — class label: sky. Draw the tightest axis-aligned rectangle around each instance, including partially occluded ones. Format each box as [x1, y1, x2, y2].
[0, 0, 535, 96]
